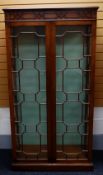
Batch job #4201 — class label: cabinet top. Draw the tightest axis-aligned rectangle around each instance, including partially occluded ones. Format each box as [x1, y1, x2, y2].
[3, 6, 98, 11]
[3, 7, 98, 22]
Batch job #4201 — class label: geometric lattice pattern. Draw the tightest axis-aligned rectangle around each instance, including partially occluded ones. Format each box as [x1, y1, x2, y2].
[11, 26, 47, 160]
[11, 25, 91, 161]
[56, 26, 91, 160]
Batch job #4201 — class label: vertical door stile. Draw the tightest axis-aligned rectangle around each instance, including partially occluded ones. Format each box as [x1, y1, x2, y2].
[88, 21, 96, 161]
[46, 22, 56, 162]
[5, 24, 17, 160]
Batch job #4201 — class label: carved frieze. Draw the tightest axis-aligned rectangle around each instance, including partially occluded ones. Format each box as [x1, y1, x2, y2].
[4, 8, 97, 22]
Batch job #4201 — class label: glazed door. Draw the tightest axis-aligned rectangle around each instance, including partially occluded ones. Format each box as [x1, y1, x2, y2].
[11, 25, 49, 161]
[55, 24, 93, 161]
[9, 22, 93, 163]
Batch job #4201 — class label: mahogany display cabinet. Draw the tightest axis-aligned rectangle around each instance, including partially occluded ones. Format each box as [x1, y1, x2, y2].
[4, 7, 98, 170]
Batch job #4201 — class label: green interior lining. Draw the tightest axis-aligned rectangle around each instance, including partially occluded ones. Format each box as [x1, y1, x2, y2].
[13, 26, 89, 147]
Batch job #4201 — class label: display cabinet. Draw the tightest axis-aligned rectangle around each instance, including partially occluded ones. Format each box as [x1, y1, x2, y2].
[4, 7, 98, 170]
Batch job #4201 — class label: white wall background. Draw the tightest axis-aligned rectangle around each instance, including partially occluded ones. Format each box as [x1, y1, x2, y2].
[93, 107, 103, 135]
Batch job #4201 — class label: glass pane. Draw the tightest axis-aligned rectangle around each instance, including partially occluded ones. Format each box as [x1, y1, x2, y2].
[12, 26, 47, 160]
[56, 26, 91, 160]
